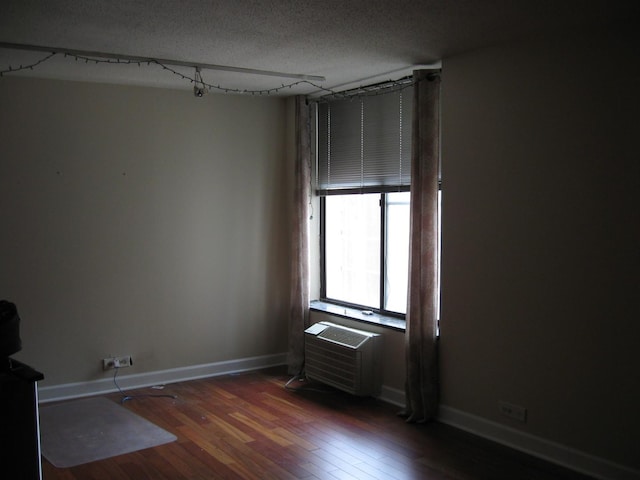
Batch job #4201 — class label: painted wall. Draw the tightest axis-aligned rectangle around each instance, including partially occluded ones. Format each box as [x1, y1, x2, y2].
[0, 77, 291, 386]
[440, 24, 639, 470]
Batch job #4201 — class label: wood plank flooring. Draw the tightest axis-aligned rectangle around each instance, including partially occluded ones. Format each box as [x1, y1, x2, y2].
[41, 367, 593, 479]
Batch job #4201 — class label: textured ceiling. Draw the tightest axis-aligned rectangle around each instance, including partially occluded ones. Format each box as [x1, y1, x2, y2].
[0, 0, 637, 96]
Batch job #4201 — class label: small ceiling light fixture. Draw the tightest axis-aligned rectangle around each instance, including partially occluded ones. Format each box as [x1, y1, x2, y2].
[193, 66, 207, 97]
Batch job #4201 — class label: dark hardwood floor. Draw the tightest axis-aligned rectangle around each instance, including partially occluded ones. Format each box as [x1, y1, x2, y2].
[41, 367, 593, 479]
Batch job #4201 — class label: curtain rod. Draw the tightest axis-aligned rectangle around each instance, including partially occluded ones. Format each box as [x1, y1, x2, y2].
[306, 63, 441, 98]
[0, 41, 326, 82]
[317, 76, 415, 101]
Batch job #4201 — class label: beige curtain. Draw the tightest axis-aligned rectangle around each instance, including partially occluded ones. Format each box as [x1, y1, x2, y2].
[403, 70, 441, 422]
[287, 96, 311, 375]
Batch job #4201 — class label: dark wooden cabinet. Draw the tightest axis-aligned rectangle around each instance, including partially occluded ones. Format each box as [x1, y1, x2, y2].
[0, 358, 44, 480]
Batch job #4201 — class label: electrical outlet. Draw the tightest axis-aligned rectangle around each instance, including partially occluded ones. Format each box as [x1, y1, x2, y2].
[103, 355, 133, 370]
[499, 401, 527, 422]
[114, 355, 132, 368]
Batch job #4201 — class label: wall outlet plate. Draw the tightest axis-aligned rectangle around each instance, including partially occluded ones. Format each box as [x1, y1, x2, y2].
[103, 355, 133, 370]
[499, 401, 527, 422]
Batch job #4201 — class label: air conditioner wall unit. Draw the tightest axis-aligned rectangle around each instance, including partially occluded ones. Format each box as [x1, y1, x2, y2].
[304, 321, 382, 396]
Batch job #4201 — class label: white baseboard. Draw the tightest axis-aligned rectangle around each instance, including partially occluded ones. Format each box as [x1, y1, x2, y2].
[378, 385, 405, 408]
[438, 405, 639, 480]
[38, 353, 287, 404]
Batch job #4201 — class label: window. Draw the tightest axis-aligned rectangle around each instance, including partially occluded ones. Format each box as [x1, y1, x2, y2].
[315, 79, 414, 318]
[322, 191, 410, 315]
[385, 191, 411, 313]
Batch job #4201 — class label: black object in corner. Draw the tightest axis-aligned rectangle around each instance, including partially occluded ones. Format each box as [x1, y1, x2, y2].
[0, 301, 44, 480]
[0, 299, 22, 357]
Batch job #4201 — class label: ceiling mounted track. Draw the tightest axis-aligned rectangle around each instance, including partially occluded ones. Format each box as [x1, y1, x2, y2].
[0, 41, 326, 82]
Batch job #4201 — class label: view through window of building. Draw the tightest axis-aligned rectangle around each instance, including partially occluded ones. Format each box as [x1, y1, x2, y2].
[385, 191, 411, 313]
[323, 191, 410, 315]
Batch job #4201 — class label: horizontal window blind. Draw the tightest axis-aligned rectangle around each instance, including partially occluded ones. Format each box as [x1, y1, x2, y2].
[317, 85, 413, 195]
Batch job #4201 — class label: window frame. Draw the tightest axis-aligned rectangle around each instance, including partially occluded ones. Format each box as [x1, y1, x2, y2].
[319, 190, 410, 320]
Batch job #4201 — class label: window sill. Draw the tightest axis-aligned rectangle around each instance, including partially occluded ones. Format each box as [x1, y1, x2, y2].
[309, 300, 406, 332]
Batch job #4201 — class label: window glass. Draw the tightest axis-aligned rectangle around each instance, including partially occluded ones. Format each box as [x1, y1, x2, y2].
[323, 192, 411, 316]
[325, 194, 380, 308]
[385, 192, 410, 314]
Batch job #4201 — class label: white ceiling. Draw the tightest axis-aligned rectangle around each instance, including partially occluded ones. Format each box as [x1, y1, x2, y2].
[0, 0, 637, 96]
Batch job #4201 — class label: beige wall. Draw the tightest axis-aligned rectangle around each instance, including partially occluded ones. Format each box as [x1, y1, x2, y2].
[440, 25, 639, 469]
[0, 77, 291, 386]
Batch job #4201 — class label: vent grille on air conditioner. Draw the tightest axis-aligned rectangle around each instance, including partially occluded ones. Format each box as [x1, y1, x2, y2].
[317, 326, 369, 348]
[304, 322, 381, 396]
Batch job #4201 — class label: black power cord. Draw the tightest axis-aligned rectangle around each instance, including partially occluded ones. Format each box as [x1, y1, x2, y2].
[112, 366, 177, 404]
